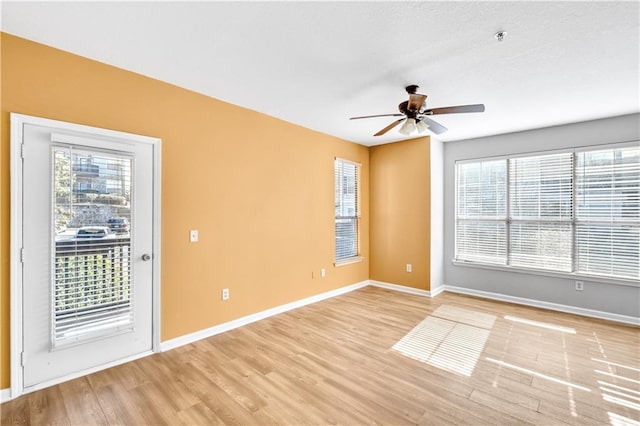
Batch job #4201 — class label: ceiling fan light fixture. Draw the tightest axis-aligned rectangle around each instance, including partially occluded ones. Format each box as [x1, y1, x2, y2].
[399, 118, 417, 135]
[350, 84, 484, 137]
[416, 119, 429, 133]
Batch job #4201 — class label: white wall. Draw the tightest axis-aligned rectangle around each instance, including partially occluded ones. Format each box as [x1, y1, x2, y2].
[443, 113, 640, 318]
[430, 138, 444, 292]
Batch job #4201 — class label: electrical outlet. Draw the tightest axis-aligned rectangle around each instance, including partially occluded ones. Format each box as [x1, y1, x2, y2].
[406, 264, 412, 273]
[190, 230, 199, 243]
[575, 281, 584, 291]
[320, 268, 326, 278]
[222, 288, 229, 300]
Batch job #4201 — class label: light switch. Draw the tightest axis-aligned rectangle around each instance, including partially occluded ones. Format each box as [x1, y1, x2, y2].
[190, 230, 199, 242]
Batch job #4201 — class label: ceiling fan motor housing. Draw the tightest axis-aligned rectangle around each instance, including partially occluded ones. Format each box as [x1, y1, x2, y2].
[405, 84, 420, 94]
[398, 100, 418, 118]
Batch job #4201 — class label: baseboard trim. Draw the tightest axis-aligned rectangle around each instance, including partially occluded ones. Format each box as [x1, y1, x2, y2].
[430, 285, 446, 297]
[443, 285, 640, 326]
[368, 280, 434, 297]
[0, 388, 11, 403]
[160, 280, 370, 352]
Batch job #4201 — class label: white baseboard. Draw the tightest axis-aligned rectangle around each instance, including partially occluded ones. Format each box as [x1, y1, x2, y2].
[443, 285, 640, 326]
[430, 285, 446, 297]
[160, 280, 369, 351]
[366, 280, 638, 326]
[1, 388, 11, 403]
[368, 280, 435, 297]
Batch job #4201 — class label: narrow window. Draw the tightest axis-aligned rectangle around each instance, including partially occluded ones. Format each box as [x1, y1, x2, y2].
[335, 158, 360, 263]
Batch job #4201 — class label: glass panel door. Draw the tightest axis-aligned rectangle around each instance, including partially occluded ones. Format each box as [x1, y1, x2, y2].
[53, 148, 134, 347]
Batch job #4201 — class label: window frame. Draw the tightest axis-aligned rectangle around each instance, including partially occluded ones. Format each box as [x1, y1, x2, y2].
[334, 157, 362, 266]
[453, 141, 639, 286]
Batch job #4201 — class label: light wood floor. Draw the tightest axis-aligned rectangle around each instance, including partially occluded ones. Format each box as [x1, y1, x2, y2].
[2, 286, 639, 425]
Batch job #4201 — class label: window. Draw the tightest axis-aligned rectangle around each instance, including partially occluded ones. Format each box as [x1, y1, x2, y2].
[576, 147, 640, 278]
[335, 158, 360, 263]
[54, 148, 134, 347]
[455, 144, 639, 281]
[509, 153, 573, 271]
[456, 159, 507, 265]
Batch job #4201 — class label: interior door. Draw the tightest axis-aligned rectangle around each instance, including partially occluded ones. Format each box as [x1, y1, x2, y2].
[21, 122, 154, 389]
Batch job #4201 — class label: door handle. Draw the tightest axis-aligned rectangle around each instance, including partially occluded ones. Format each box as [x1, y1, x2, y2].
[141, 253, 152, 261]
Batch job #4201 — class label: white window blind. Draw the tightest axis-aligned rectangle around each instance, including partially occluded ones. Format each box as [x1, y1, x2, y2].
[53, 148, 134, 347]
[335, 159, 360, 261]
[455, 159, 507, 265]
[509, 153, 573, 271]
[455, 143, 640, 282]
[575, 146, 639, 279]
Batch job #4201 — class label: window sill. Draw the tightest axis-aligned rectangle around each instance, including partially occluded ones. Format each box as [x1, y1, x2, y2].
[334, 256, 364, 267]
[451, 259, 639, 288]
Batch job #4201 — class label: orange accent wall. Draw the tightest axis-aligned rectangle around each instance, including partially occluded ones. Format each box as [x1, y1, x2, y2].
[370, 138, 431, 290]
[0, 33, 370, 388]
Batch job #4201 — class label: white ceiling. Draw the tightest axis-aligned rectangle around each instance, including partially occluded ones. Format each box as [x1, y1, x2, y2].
[2, 1, 639, 146]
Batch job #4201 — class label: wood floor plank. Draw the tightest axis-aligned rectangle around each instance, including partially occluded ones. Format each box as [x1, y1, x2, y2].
[58, 377, 107, 425]
[175, 402, 226, 425]
[27, 385, 70, 426]
[2, 286, 638, 425]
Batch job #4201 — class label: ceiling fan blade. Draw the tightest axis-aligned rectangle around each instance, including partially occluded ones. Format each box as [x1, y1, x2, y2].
[350, 113, 404, 120]
[374, 118, 405, 136]
[425, 104, 485, 115]
[408, 94, 427, 111]
[420, 117, 448, 135]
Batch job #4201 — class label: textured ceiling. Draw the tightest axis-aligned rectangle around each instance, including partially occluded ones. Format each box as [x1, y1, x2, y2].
[2, 1, 639, 146]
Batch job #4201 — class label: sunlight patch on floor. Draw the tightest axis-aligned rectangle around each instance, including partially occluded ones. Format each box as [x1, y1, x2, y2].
[392, 305, 495, 377]
[504, 315, 576, 334]
[608, 411, 640, 426]
[485, 357, 591, 392]
[603, 394, 640, 411]
[593, 358, 640, 373]
[599, 382, 640, 397]
[433, 305, 497, 329]
[596, 370, 640, 385]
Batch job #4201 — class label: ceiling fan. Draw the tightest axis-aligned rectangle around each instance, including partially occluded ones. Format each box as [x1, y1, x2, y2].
[350, 85, 485, 136]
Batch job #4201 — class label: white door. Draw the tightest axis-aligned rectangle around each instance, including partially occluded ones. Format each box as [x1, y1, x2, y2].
[20, 120, 155, 389]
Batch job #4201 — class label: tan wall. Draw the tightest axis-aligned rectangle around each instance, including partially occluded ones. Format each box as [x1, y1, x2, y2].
[0, 33, 370, 388]
[370, 138, 431, 290]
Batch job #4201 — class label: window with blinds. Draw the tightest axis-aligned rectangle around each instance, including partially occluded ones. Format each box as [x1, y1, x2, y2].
[576, 146, 639, 279]
[455, 143, 639, 281]
[335, 158, 360, 262]
[53, 147, 134, 347]
[456, 159, 507, 264]
[509, 153, 573, 271]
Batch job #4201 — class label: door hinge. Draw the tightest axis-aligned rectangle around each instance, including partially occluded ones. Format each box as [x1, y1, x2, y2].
[20, 352, 25, 367]
[21, 143, 25, 159]
[20, 248, 25, 263]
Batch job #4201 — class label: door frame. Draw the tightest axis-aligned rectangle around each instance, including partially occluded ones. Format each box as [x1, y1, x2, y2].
[9, 113, 162, 398]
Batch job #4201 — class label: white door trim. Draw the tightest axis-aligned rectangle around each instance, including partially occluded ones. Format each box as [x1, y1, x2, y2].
[9, 113, 162, 399]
